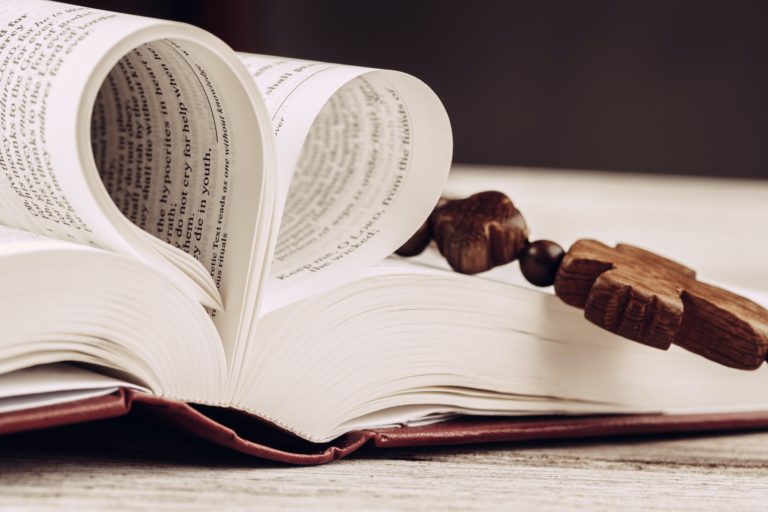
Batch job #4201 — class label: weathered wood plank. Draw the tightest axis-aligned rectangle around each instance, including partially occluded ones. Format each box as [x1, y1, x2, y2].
[1, 415, 768, 511]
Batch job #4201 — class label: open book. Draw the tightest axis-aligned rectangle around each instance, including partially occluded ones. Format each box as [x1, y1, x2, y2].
[3, 1, 768, 461]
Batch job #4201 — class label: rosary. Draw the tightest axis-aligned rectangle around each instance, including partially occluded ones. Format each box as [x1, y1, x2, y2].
[395, 191, 768, 371]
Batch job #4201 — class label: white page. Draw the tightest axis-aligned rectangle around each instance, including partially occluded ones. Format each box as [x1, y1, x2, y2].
[0, 1, 277, 364]
[0, 363, 148, 410]
[0, 223, 228, 403]
[240, 55, 452, 313]
[240, 55, 370, 201]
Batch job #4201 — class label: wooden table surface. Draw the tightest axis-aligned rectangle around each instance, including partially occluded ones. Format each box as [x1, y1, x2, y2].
[2, 166, 768, 511]
[2, 415, 768, 511]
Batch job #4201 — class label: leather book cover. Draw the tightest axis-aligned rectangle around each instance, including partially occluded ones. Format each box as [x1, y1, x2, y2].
[3, 389, 768, 465]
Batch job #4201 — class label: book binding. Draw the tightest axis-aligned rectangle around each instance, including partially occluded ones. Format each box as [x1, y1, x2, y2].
[3, 389, 768, 465]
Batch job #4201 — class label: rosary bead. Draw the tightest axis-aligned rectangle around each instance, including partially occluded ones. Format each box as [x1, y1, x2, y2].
[395, 197, 449, 257]
[520, 240, 565, 287]
[395, 219, 432, 256]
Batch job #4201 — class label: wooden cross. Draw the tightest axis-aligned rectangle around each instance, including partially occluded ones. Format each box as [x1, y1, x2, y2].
[554, 239, 768, 370]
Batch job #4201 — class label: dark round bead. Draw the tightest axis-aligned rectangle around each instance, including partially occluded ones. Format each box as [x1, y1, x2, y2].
[519, 240, 565, 287]
[395, 219, 432, 256]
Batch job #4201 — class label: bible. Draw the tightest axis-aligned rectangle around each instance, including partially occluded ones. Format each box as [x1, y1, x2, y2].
[2, 0, 768, 465]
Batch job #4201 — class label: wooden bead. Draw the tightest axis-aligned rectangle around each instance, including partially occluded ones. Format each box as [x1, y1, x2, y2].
[554, 239, 768, 370]
[395, 198, 449, 257]
[519, 240, 565, 287]
[395, 219, 432, 256]
[431, 191, 529, 274]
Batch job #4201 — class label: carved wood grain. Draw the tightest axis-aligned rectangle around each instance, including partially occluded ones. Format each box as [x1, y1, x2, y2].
[554, 239, 768, 370]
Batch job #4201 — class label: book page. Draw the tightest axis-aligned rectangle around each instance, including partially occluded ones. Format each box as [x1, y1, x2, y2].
[0, 223, 229, 403]
[90, 40, 235, 296]
[0, 364, 148, 415]
[88, 38, 274, 366]
[0, 1, 109, 247]
[0, 1, 277, 364]
[237, 254, 768, 442]
[240, 55, 452, 313]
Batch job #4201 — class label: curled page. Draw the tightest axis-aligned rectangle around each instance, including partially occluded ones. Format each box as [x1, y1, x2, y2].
[0, 1, 277, 363]
[241, 55, 452, 312]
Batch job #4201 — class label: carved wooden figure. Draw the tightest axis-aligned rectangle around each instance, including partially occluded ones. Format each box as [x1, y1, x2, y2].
[554, 240, 768, 370]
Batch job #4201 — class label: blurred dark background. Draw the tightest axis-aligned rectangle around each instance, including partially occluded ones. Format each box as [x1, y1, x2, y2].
[79, 0, 768, 178]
